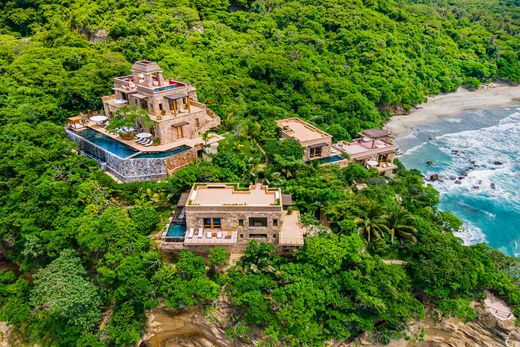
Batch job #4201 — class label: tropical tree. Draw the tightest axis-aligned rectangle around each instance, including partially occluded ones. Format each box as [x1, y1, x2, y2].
[383, 205, 418, 243]
[354, 203, 389, 243]
[106, 105, 155, 134]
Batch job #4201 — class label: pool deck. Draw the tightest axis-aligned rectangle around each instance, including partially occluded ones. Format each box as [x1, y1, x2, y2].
[78, 122, 221, 152]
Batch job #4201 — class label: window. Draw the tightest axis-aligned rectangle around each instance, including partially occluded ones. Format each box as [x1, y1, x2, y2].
[240, 233, 244, 239]
[309, 146, 322, 159]
[250, 233, 268, 239]
[159, 103, 163, 111]
[195, 118, 200, 127]
[203, 217, 221, 229]
[239, 219, 244, 226]
[273, 219, 278, 227]
[249, 217, 267, 227]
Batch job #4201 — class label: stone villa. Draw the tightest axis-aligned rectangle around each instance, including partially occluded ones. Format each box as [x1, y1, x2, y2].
[276, 117, 332, 161]
[65, 60, 221, 182]
[162, 183, 306, 254]
[334, 129, 397, 176]
[276, 118, 397, 176]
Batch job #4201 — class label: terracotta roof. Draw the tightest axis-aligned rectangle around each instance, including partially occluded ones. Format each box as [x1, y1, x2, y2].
[164, 93, 187, 100]
[177, 192, 190, 207]
[360, 128, 389, 139]
[282, 194, 293, 206]
[131, 60, 162, 73]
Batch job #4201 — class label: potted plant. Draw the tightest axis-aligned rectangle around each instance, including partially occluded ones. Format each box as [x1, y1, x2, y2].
[152, 137, 161, 146]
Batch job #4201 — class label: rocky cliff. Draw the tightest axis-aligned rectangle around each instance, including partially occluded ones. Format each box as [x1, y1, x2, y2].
[141, 303, 520, 347]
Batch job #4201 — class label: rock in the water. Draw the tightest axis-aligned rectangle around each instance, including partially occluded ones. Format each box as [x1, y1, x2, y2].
[472, 186, 480, 190]
[494, 161, 503, 165]
[430, 174, 439, 182]
[491, 183, 496, 189]
[426, 160, 434, 166]
[450, 176, 457, 180]
[455, 180, 462, 184]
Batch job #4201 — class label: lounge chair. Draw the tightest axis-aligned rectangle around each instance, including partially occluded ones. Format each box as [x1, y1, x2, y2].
[144, 140, 153, 147]
[197, 228, 203, 238]
[136, 138, 145, 144]
[187, 228, 194, 238]
[225, 231, 232, 239]
[207, 231, 212, 239]
[217, 231, 223, 238]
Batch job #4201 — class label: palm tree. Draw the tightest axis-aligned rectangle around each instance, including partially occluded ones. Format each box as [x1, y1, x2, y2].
[354, 204, 389, 243]
[383, 205, 417, 243]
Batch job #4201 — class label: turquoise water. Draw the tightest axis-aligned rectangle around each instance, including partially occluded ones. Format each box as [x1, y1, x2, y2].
[396, 106, 520, 256]
[133, 145, 191, 158]
[167, 223, 186, 237]
[319, 154, 345, 163]
[79, 128, 137, 158]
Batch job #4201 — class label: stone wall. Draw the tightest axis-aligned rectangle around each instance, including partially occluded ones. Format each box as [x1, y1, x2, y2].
[65, 128, 168, 182]
[185, 209, 283, 247]
[165, 148, 197, 174]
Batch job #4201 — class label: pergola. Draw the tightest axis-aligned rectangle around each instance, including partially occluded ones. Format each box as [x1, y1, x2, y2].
[67, 115, 88, 130]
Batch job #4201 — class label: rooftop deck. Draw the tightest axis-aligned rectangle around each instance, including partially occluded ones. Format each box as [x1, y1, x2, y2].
[188, 183, 280, 207]
[276, 118, 331, 144]
[334, 138, 396, 158]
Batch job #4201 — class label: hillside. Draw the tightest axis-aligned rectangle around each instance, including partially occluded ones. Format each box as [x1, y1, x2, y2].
[0, 0, 519, 346]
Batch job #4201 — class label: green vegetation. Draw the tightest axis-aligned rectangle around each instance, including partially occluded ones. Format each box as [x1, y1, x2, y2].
[0, 0, 519, 345]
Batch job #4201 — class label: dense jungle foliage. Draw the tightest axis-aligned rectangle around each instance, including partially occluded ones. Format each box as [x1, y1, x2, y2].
[0, 0, 519, 345]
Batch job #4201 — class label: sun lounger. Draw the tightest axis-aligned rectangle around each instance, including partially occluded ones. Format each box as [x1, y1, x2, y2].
[197, 228, 203, 238]
[225, 231, 232, 239]
[217, 231, 223, 238]
[207, 231, 212, 238]
[187, 228, 194, 238]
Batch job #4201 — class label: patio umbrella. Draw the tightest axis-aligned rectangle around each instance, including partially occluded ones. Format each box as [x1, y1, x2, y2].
[90, 115, 108, 123]
[121, 126, 134, 133]
[136, 132, 152, 139]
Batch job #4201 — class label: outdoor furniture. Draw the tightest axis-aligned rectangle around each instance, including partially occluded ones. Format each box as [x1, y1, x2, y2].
[90, 115, 108, 125]
[136, 132, 152, 139]
[207, 231, 212, 238]
[188, 228, 194, 238]
[217, 231, 223, 238]
[197, 228, 203, 238]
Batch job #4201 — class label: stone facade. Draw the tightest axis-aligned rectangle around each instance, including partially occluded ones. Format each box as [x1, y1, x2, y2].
[276, 118, 333, 161]
[65, 129, 168, 182]
[102, 60, 220, 146]
[162, 183, 306, 254]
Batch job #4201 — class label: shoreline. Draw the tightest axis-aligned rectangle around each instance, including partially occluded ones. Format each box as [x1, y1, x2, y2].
[384, 83, 520, 138]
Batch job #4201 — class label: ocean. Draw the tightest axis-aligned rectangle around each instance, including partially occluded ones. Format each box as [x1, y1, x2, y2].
[396, 106, 520, 256]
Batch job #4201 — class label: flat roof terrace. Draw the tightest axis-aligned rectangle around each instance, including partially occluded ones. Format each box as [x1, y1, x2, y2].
[188, 184, 280, 207]
[276, 118, 331, 144]
[335, 139, 395, 156]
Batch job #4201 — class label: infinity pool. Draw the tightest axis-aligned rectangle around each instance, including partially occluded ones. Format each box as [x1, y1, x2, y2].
[79, 128, 137, 158]
[133, 145, 191, 158]
[319, 154, 346, 164]
[167, 222, 186, 237]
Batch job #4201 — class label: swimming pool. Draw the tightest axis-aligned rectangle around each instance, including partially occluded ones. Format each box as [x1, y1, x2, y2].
[167, 222, 186, 237]
[318, 154, 346, 164]
[78, 128, 138, 158]
[134, 145, 191, 158]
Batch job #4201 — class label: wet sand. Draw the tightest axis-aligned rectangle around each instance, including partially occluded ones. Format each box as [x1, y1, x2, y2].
[385, 83, 520, 137]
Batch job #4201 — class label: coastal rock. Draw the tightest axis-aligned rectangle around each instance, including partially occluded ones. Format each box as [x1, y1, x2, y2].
[472, 186, 480, 190]
[494, 161, 503, 165]
[455, 180, 462, 184]
[426, 160, 434, 166]
[491, 183, 497, 189]
[346, 304, 520, 347]
[450, 176, 457, 180]
[430, 174, 439, 182]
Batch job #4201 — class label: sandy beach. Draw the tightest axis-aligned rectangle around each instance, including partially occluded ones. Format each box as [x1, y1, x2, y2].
[385, 83, 520, 137]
